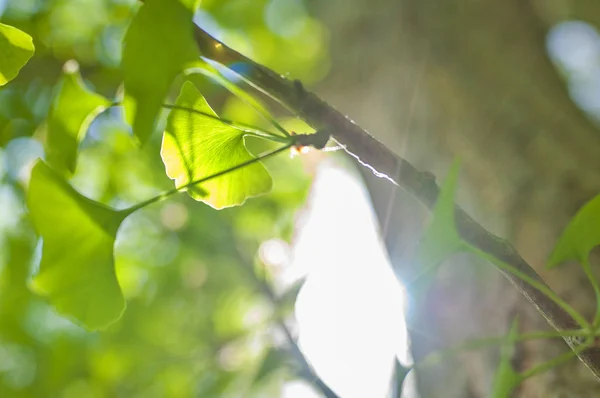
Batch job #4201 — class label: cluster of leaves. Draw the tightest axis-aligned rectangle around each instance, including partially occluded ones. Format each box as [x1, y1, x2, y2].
[4, 0, 600, 397]
[2, 0, 317, 331]
[0, 1, 318, 397]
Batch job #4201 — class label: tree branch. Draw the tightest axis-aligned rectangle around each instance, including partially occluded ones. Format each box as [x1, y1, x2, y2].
[191, 25, 600, 378]
[231, 245, 340, 398]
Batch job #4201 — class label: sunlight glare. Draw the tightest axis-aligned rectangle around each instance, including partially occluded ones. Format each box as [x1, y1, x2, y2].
[284, 160, 414, 397]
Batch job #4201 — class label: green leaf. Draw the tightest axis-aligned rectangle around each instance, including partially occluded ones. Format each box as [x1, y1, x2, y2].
[548, 193, 600, 267]
[187, 64, 290, 138]
[27, 160, 127, 330]
[122, 0, 200, 143]
[408, 161, 464, 302]
[46, 61, 111, 176]
[0, 22, 34, 86]
[161, 81, 272, 209]
[548, 193, 600, 324]
[490, 319, 521, 398]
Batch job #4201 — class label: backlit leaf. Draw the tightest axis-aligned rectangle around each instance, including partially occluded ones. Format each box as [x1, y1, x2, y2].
[548, 193, 600, 267]
[27, 160, 127, 330]
[0, 22, 34, 86]
[161, 82, 272, 209]
[122, 0, 200, 143]
[547, 193, 600, 323]
[46, 61, 111, 175]
[187, 64, 290, 138]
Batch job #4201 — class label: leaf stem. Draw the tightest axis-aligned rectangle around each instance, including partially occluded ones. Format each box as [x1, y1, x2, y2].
[412, 328, 593, 371]
[229, 245, 340, 398]
[470, 247, 589, 330]
[120, 144, 292, 215]
[581, 257, 600, 327]
[520, 341, 590, 380]
[192, 64, 292, 138]
[108, 102, 293, 144]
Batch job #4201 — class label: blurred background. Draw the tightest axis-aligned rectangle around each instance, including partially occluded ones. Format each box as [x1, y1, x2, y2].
[1, 0, 600, 397]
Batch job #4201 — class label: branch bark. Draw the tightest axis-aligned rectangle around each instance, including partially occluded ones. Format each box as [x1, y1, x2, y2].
[191, 26, 600, 379]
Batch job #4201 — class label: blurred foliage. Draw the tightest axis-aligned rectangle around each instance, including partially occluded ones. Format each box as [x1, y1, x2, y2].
[0, 0, 326, 396]
[45, 62, 111, 175]
[27, 160, 128, 330]
[121, 0, 199, 144]
[0, 21, 34, 86]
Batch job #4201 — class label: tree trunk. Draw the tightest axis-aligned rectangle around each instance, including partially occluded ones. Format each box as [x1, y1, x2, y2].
[308, 0, 600, 396]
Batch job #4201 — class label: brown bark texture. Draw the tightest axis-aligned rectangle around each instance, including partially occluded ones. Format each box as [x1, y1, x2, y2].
[308, 0, 600, 396]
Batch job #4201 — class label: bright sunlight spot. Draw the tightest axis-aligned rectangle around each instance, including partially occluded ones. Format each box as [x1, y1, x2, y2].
[282, 380, 321, 398]
[546, 21, 600, 119]
[281, 160, 415, 398]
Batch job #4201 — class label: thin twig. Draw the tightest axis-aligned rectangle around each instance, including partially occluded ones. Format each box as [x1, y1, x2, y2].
[231, 246, 340, 398]
[190, 24, 600, 379]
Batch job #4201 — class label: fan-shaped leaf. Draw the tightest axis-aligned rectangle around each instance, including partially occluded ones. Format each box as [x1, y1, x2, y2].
[161, 82, 272, 209]
[122, 0, 200, 143]
[548, 193, 600, 267]
[187, 64, 290, 138]
[0, 22, 34, 86]
[27, 160, 127, 330]
[46, 61, 111, 175]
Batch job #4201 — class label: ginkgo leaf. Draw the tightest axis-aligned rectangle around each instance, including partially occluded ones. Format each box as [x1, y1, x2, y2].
[46, 61, 111, 175]
[27, 160, 127, 330]
[408, 161, 464, 304]
[187, 63, 290, 138]
[161, 81, 272, 209]
[548, 193, 600, 267]
[122, 0, 200, 144]
[0, 22, 34, 86]
[490, 319, 521, 398]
